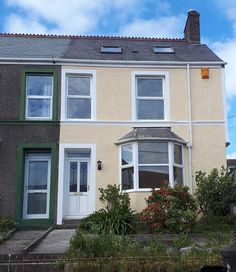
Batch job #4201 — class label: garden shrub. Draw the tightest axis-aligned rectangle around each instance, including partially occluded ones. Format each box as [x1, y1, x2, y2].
[192, 214, 236, 233]
[139, 185, 197, 233]
[68, 232, 143, 258]
[68, 232, 169, 259]
[195, 167, 236, 216]
[78, 184, 136, 235]
[0, 216, 14, 230]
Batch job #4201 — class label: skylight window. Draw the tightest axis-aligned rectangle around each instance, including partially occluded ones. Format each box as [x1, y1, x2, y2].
[100, 46, 122, 54]
[153, 47, 174, 54]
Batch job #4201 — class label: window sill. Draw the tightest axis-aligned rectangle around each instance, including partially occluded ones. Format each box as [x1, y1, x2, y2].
[122, 189, 152, 193]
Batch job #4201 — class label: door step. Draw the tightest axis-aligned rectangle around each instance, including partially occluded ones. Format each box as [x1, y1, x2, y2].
[59, 219, 81, 229]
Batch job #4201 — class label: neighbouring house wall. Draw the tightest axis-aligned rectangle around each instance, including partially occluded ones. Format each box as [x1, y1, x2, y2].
[0, 64, 60, 221]
[59, 65, 226, 212]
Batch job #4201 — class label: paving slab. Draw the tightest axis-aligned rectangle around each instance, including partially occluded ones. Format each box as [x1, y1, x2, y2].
[0, 230, 44, 254]
[31, 229, 76, 254]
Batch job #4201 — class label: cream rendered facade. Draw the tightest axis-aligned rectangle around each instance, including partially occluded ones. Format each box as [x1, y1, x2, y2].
[56, 64, 226, 224]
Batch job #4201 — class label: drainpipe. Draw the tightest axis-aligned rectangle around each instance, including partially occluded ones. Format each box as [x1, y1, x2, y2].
[187, 64, 193, 194]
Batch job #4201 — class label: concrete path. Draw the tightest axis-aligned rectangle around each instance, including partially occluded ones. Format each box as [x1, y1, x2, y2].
[0, 230, 44, 254]
[31, 229, 76, 254]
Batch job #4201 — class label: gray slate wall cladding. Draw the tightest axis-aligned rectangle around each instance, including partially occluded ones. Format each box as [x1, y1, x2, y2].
[0, 64, 61, 120]
[0, 64, 60, 219]
[0, 65, 21, 119]
[0, 125, 60, 218]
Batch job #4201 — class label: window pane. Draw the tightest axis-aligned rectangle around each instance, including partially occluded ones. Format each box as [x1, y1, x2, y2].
[68, 76, 90, 96]
[80, 162, 88, 192]
[137, 78, 163, 97]
[70, 162, 78, 192]
[174, 144, 182, 165]
[173, 167, 183, 185]
[137, 100, 164, 120]
[28, 161, 48, 190]
[122, 144, 133, 165]
[27, 99, 50, 117]
[27, 193, 47, 214]
[139, 142, 168, 164]
[139, 166, 169, 189]
[67, 98, 91, 119]
[122, 167, 134, 190]
[27, 75, 52, 96]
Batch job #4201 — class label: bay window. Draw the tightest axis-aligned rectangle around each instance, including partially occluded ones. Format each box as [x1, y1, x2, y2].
[138, 142, 169, 188]
[121, 144, 134, 190]
[173, 144, 184, 185]
[120, 142, 184, 191]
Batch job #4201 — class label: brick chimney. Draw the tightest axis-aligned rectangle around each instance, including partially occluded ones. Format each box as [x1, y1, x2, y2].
[184, 10, 200, 44]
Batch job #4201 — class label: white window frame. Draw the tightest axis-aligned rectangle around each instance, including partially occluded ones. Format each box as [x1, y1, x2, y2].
[132, 71, 170, 121]
[120, 144, 134, 190]
[172, 143, 184, 186]
[61, 69, 96, 121]
[23, 152, 51, 219]
[120, 141, 184, 192]
[25, 74, 53, 120]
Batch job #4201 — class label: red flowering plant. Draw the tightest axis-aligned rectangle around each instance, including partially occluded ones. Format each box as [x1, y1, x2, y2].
[139, 185, 197, 233]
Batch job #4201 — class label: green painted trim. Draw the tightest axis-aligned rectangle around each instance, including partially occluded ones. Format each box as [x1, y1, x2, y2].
[0, 120, 58, 125]
[15, 145, 25, 224]
[15, 143, 58, 226]
[20, 68, 58, 121]
[18, 219, 54, 227]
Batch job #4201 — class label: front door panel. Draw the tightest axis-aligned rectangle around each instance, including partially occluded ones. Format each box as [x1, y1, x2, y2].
[66, 158, 90, 218]
[23, 153, 51, 219]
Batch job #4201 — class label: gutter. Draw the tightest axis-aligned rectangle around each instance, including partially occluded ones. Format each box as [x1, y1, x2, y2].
[221, 67, 230, 148]
[187, 63, 193, 194]
[0, 57, 226, 67]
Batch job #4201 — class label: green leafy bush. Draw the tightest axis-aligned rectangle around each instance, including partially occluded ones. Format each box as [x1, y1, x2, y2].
[79, 184, 136, 235]
[139, 185, 197, 233]
[192, 215, 236, 233]
[0, 216, 14, 230]
[195, 167, 236, 216]
[68, 232, 149, 258]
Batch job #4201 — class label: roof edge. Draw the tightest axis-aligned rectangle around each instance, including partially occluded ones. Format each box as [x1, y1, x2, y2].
[0, 32, 185, 42]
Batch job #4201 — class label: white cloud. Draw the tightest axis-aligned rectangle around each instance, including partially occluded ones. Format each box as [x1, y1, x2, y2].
[227, 152, 236, 159]
[5, 14, 51, 34]
[5, 0, 113, 34]
[118, 15, 185, 38]
[212, 40, 236, 98]
[4, 0, 182, 38]
[4, 0, 147, 34]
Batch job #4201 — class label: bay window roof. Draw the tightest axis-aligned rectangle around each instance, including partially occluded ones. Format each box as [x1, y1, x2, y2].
[116, 127, 186, 145]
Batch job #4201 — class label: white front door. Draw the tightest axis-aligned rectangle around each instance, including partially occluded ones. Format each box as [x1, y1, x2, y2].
[65, 156, 91, 218]
[23, 152, 51, 219]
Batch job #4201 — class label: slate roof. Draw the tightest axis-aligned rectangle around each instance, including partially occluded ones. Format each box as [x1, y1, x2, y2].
[116, 127, 186, 144]
[0, 34, 223, 63]
[0, 35, 70, 58]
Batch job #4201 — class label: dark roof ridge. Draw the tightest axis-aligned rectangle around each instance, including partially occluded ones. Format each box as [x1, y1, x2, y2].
[0, 33, 186, 42]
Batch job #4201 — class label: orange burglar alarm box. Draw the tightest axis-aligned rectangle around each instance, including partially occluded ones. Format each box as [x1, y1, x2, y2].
[201, 68, 209, 79]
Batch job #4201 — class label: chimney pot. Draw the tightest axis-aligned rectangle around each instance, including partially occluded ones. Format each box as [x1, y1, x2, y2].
[184, 10, 200, 44]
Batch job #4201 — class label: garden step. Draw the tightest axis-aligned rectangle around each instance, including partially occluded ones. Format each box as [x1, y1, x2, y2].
[0, 230, 46, 254]
[31, 229, 76, 254]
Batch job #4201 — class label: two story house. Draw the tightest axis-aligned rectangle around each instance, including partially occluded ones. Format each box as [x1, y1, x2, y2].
[0, 10, 227, 226]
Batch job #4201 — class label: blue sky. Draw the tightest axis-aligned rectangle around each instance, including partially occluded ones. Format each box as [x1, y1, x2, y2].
[0, 0, 236, 157]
